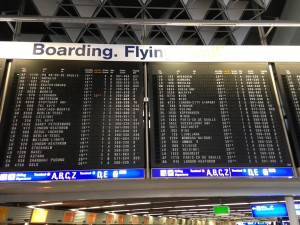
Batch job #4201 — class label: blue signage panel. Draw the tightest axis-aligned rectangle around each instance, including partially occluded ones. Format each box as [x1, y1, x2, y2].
[251, 204, 288, 218]
[151, 167, 294, 178]
[295, 203, 300, 215]
[0, 169, 145, 182]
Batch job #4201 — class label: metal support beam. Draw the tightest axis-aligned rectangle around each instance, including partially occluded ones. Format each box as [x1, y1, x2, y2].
[285, 196, 299, 225]
[13, 0, 26, 41]
[0, 16, 300, 27]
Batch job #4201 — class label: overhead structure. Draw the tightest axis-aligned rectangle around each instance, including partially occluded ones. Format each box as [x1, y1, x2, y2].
[0, 0, 288, 45]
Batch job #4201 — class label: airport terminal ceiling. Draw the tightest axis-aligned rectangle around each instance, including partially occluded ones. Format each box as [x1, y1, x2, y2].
[0, 0, 290, 45]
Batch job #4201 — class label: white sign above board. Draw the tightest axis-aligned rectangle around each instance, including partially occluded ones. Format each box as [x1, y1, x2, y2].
[0, 41, 300, 62]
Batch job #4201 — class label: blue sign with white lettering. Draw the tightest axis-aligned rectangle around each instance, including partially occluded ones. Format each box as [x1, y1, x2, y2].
[151, 167, 294, 178]
[251, 204, 288, 218]
[294, 203, 300, 215]
[0, 169, 145, 182]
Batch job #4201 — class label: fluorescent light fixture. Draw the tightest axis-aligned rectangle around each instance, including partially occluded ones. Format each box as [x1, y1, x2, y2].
[198, 204, 221, 207]
[131, 208, 150, 211]
[35, 202, 63, 207]
[78, 207, 87, 210]
[188, 208, 208, 211]
[27, 202, 63, 208]
[70, 209, 77, 211]
[149, 213, 163, 216]
[250, 201, 278, 204]
[88, 206, 101, 209]
[111, 210, 130, 213]
[127, 202, 151, 206]
[102, 204, 125, 208]
[152, 199, 208, 204]
[126, 213, 131, 215]
[223, 203, 249, 206]
[152, 207, 173, 209]
[168, 210, 187, 212]
[174, 205, 196, 208]
[133, 211, 149, 214]
[104, 211, 111, 214]
[181, 211, 198, 214]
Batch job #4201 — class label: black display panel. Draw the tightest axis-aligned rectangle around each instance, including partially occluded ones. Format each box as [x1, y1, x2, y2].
[150, 63, 292, 168]
[0, 60, 144, 171]
[276, 63, 300, 167]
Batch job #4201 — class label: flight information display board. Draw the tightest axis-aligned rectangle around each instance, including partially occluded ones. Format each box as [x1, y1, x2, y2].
[0, 60, 144, 175]
[0, 59, 5, 89]
[276, 63, 300, 168]
[150, 63, 293, 178]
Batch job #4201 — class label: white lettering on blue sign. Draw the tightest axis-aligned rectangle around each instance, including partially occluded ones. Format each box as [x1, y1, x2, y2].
[97, 171, 108, 179]
[51, 172, 76, 180]
[206, 169, 230, 177]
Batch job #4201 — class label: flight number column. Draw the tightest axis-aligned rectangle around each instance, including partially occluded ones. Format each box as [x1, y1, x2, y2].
[78, 71, 93, 166]
[4, 72, 28, 167]
[215, 72, 236, 164]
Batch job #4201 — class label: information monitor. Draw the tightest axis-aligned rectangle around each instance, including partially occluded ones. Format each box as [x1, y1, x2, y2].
[149, 63, 293, 178]
[0, 59, 5, 89]
[0, 60, 144, 171]
[276, 63, 300, 168]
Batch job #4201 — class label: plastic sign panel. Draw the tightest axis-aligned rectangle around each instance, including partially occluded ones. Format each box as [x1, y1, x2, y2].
[1, 42, 300, 62]
[294, 203, 300, 215]
[151, 168, 293, 178]
[0, 169, 144, 182]
[106, 214, 114, 224]
[132, 215, 138, 224]
[251, 204, 288, 218]
[87, 213, 97, 223]
[31, 209, 48, 223]
[0, 208, 9, 222]
[118, 215, 124, 224]
[63, 211, 76, 222]
[213, 206, 230, 215]
[144, 216, 150, 224]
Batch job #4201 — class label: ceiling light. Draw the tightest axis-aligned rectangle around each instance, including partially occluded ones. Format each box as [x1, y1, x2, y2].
[88, 206, 101, 209]
[223, 203, 249, 206]
[197, 204, 221, 207]
[131, 208, 150, 211]
[127, 202, 151, 206]
[188, 208, 208, 211]
[27, 202, 63, 208]
[152, 199, 208, 204]
[181, 212, 198, 214]
[111, 210, 130, 213]
[174, 205, 196, 208]
[152, 207, 173, 209]
[250, 201, 278, 204]
[132, 211, 149, 214]
[168, 210, 187, 212]
[102, 204, 125, 208]
[78, 207, 87, 210]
